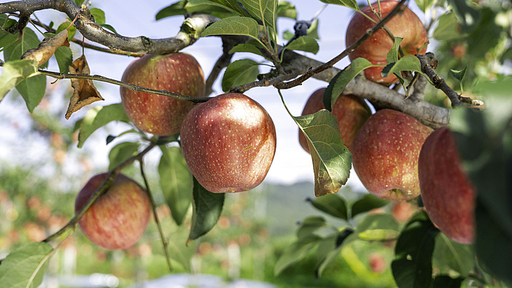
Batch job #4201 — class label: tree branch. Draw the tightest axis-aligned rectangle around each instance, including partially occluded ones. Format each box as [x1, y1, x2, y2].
[0, 0, 218, 55]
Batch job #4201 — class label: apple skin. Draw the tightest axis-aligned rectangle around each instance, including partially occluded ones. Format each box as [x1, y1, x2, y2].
[298, 88, 371, 153]
[418, 126, 476, 244]
[352, 109, 432, 200]
[120, 53, 205, 136]
[345, 1, 428, 84]
[75, 173, 151, 250]
[180, 93, 277, 193]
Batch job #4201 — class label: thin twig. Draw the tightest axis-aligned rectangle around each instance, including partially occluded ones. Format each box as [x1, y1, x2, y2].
[42, 142, 157, 243]
[139, 158, 173, 272]
[417, 53, 484, 108]
[38, 69, 211, 103]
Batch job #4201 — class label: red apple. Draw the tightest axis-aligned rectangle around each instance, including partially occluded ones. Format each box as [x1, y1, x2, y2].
[345, 1, 428, 85]
[298, 88, 371, 153]
[352, 109, 432, 200]
[180, 93, 277, 193]
[418, 126, 476, 244]
[120, 53, 205, 136]
[75, 173, 151, 250]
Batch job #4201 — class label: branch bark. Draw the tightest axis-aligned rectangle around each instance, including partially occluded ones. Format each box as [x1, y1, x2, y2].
[0, 0, 218, 55]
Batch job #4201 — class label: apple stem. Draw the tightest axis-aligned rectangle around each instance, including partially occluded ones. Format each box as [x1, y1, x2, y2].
[139, 159, 173, 272]
[42, 141, 157, 244]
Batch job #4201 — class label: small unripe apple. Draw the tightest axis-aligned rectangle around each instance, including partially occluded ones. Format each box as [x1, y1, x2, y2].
[345, 1, 428, 84]
[298, 88, 371, 153]
[352, 109, 432, 200]
[120, 53, 205, 136]
[75, 173, 151, 250]
[419, 126, 476, 244]
[180, 93, 277, 193]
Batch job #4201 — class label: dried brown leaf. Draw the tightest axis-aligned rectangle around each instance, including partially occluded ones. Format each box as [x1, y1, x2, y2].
[21, 30, 69, 67]
[65, 55, 104, 119]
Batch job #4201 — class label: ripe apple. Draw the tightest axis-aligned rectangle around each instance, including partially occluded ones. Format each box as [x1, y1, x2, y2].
[352, 109, 432, 200]
[298, 88, 371, 153]
[120, 53, 205, 136]
[75, 173, 151, 250]
[418, 126, 476, 244]
[345, 0, 428, 84]
[180, 93, 277, 193]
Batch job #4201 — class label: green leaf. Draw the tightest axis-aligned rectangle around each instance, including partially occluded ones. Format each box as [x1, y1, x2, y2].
[2, 27, 46, 112]
[229, 43, 268, 59]
[186, 0, 238, 15]
[293, 110, 352, 197]
[239, 0, 278, 30]
[54, 46, 73, 74]
[432, 233, 475, 277]
[89, 8, 106, 25]
[472, 76, 512, 98]
[277, 1, 297, 19]
[387, 37, 403, 64]
[108, 141, 139, 170]
[56, 22, 77, 41]
[447, 0, 480, 33]
[274, 234, 322, 276]
[350, 193, 390, 218]
[318, 0, 359, 10]
[309, 193, 348, 220]
[4, 27, 40, 62]
[381, 55, 423, 79]
[156, 0, 188, 20]
[159, 146, 192, 226]
[0, 242, 53, 288]
[315, 229, 355, 277]
[201, 16, 262, 44]
[325, 58, 376, 110]
[77, 103, 131, 148]
[210, 0, 251, 16]
[433, 13, 461, 41]
[296, 216, 329, 240]
[16, 75, 46, 113]
[165, 224, 197, 272]
[432, 276, 464, 288]
[391, 211, 439, 288]
[188, 178, 225, 240]
[284, 35, 319, 54]
[0, 60, 39, 103]
[356, 214, 400, 241]
[99, 24, 118, 35]
[450, 68, 467, 82]
[415, 0, 435, 12]
[221, 59, 260, 92]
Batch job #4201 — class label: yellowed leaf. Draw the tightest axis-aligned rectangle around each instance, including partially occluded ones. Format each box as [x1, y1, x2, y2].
[65, 55, 104, 119]
[21, 30, 69, 67]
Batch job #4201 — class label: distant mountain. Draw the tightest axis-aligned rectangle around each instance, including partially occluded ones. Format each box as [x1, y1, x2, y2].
[259, 181, 347, 236]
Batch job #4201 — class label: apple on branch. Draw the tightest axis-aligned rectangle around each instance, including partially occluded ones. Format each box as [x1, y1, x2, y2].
[75, 173, 151, 250]
[120, 53, 205, 136]
[180, 93, 277, 193]
[345, 0, 428, 84]
[418, 126, 476, 244]
[298, 88, 371, 153]
[351, 109, 432, 200]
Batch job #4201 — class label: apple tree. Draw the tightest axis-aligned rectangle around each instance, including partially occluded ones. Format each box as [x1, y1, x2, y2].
[0, 0, 511, 287]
